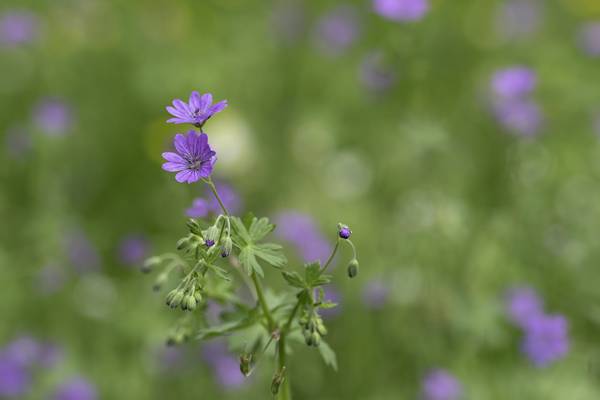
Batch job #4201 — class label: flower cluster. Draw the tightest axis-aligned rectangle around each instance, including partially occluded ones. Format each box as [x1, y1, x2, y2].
[505, 287, 570, 367]
[490, 66, 543, 137]
[147, 91, 359, 397]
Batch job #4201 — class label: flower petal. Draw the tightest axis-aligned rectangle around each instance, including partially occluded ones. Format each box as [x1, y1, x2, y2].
[189, 91, 201, 111]
[172, 99, 189, 114]
[186, 170, 201, 183]
[175, 169, 193, 183]
[162, 152, 186, 163]
[162, 162, 187, 172]
[166, 106, 187, 118]
[173, 133, 189, 156]
[209, 100, 228, 115]
[199, 93, 213, 112]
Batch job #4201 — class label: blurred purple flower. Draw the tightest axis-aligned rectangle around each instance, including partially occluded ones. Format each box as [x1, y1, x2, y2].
[521, 313, 569, 367]
[491, 67, 536, 100]
[578, 22, 600, 57]
[155, 346, 186, 372]
[36, 264, 67, 294]
[493, 99, 543, 137]
[315, 5, 360, 56]
[422, 369, 462, 400]
[118, 234, 150, 266]
[360, 52, 396, 93]
[166, 92, 227, 126]
[362, 279, 389, 309]
[201, 341, 245, 390]
[495, 0, 542, 41]
[162, 131, 216, 184]
[3, 336, 40, 368]
[505, 287, 544, 329]
[65, 230, 101, 274]
[0, 355, 30, 397]
[53, 377, 97, 400]
[5, 126, 31, 159]
[271, 1, 306, 44]
[318, 285, 342, 319]
[187, 198, 210, 218]
[275, 211, 331, 265]
[33, 98, 73, 136]
[37, 343, 63, 368]
[0, 11, 37, 47]
[373, 0, 429, 22]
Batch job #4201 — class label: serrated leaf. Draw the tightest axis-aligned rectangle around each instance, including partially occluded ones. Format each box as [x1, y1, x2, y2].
[238, 246, 264, 277]
[319, 301, 338, 309]
[249, 217, 275, 241]
[282, 271, 306, 288]
[318, 340, 338, 371]
[242, 212, 256, 230]
[197, 313, 258, 340]
[231, 217, 252, 244]
[254, 243, 286, 269]
[311, 274, 332, 287]
[304, 261, 322, 286]
[206, 263, 231, 281]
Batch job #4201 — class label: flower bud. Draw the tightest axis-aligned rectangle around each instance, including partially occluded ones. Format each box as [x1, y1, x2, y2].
[271, 367, 286, 396]
[205, 225, 219, 242]
[347, 258, 359, 278]
[165, 289, 179, 306]
[338, 223, 352, 239]
[205, 239, 215, 248]
[316, 321, 328, 336]
[220, 236, 233, 257]
[186, 218, 201, 235]
[194, 290, 203, 303]
[169, 291, 184, 308]
[176, 237, 190, 250]
[141, 256, 160, 273]
[152, 272, 168, 292]
[239, 353, 254, 377]
[184, 294, 197, 311]
[311, 331, 321, 347]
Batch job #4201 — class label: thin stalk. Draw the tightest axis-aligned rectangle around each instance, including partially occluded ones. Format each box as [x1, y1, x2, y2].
[251, 272, 277, 331]
[318, 238, 340, 277]
[278, 333, 291, 400]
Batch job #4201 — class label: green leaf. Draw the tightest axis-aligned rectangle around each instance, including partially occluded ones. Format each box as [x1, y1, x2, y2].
[239, 247, 264, 277]
[249, 217, 275, 241]
[197, 314, 258, 340]
[282, 271, 306, 288]
[254, 243, 286, 269]
[318, 340, 338, 371]
[304, 261, 323, 286]
[206, 263, 231, 281]
[231, 217, 252, 244]
[319, 301, 338, 309]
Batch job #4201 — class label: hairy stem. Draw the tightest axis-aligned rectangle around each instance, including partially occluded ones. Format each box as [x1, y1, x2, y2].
[278, 333, 291, 400]
[318, 238, 340, 277]
[251, 272, 277, 331]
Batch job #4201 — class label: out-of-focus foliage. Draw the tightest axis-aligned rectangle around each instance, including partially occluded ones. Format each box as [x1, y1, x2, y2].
[1, 0, 600, 399]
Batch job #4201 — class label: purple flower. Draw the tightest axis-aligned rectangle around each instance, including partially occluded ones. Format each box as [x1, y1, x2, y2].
[578, 22, 600, 57]
[33, 98, 73, 136]
[505, 287, 544, 329]
[3, 337, 40, 368]
[0, 11, 37, 47]
[360, 52, 396, 93]
[495, 0, 542, 41]
[0, 355, 30, 397]
[53, 377, 97, 400]
[186, 198, 210, 218]
[118, 234, 150, 265]
[275, 211, 332, 265]
[491, 67, 536, 99]
[315, 6, 360, 56]
[422, 369, 462, 400]
[166, 91, 227, 126]
[162, 131, 217, 184]
[521, 313, 569, 367]
[201, 341, 246, 390]
[65, 230, 100, 274]
[373, 0, 429, 22]
[493, 99, 543, 137]
[362, 279, 389, 309]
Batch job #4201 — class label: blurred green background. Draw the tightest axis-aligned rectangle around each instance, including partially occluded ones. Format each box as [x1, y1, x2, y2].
[2, 0, 600, 399]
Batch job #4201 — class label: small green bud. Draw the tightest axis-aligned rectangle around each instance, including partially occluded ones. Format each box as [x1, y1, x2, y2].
[194, 290, 203, 303]
[141, 256, 161, 273]
[165, 289, 178, 306]
[152, 272, 168, 292]
[186, 219, 201, 235]
[184, 294, 197, 311]
[169, 291, 184, 308]
[311, 331, 321, 347]
[239, 353, 254, 377]
[205, 225, 219, 243]
[304, 331, 313, 346]
[347, 258, 359, 278]
[220, 236, 233, 258]
[316, 321, 328, 336]
[176, 237, 190, 251]
[271, 367, 286, 396]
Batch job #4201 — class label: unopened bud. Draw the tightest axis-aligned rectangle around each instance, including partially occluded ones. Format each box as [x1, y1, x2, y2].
[316, 321, 328, 336]
[206, 225, 219, 242]
[184, 294, 197, 311]
[271, 367, 286, 395]
[176, 237, 190, 251]
[141, 256, 160, 273]
[347, 258, 359, 278]
[186, 219, 201, 234]
[311, 331, 321, 347]
[221, 236, 233, 257]
[165, 289, 178, 306]
[194, 290, 203, 303]
[239, 353, 254, 377]
[153, 272, 168, 292]
[169, 291, 184, 308]
[338, 223, 352, 239]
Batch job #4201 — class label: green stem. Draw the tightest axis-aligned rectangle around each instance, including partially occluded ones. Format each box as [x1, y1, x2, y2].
[278, 333, 291, 400]
[318, 238, 340, 277]
[251, 272, 277, 331]
[205, 178, 229, 216]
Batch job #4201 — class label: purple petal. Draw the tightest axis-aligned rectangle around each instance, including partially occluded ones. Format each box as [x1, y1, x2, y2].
[173, 133, 189, 156]
[162, 162, 187, 172]
[189, 91, 201, 110]
[199, 162, 214, 178]
[209, 100, 228, 115]
[172, 99, 189, 114]
[175, 170, 193, 183]
[186, 170, 202, 183]
[186, 130, 201, 158]
[199, 93, 213, 112]
[162, 152, 185, 163]
[166, 106, 187, 118]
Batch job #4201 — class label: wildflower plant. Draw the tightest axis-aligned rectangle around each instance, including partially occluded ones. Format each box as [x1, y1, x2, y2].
[142, 91, 359, 398]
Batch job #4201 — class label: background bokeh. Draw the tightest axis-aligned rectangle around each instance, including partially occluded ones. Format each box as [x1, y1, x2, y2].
[2, 0, 600, 399]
